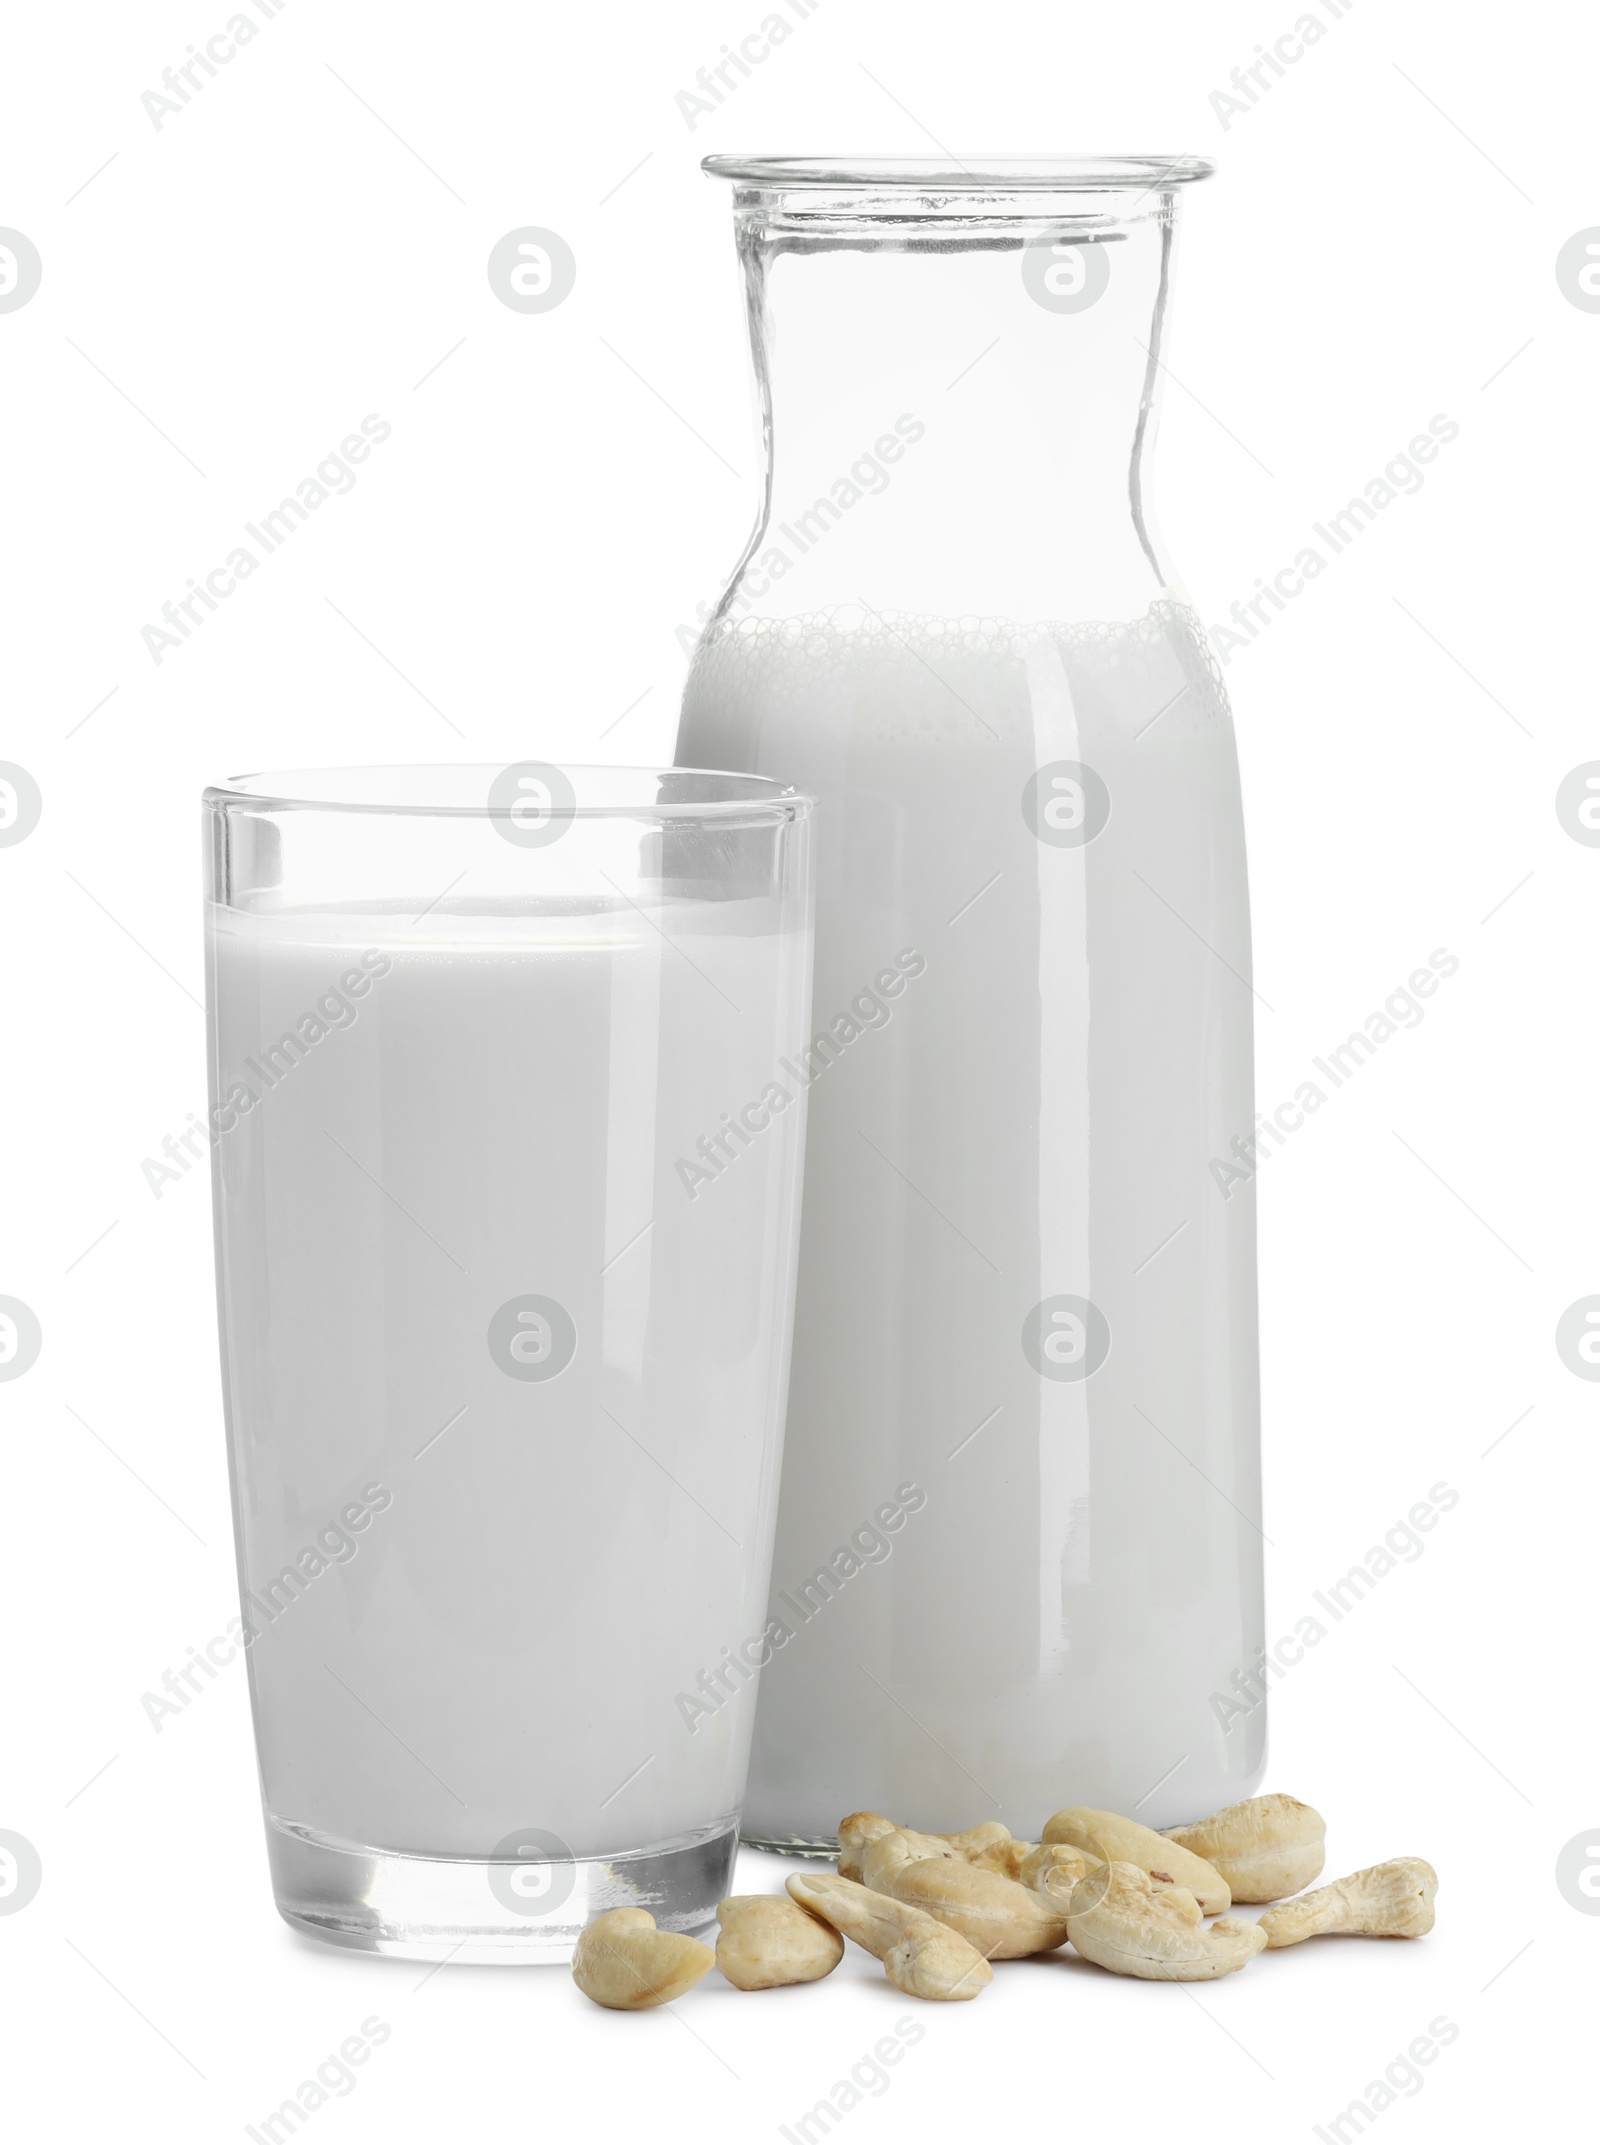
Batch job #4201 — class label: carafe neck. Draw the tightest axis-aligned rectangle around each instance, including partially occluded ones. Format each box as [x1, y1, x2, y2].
[714, 167, 1206, 626]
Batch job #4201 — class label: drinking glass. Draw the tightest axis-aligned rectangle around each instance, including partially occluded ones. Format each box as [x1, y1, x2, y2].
[204, 764, 813, 1958]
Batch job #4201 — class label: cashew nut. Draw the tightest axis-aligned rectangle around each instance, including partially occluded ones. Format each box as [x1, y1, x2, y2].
[965, 1833, 1037, 1881]
[714, 1895, 845, 1990]
[787, 1870, 994, 2001]
[1066, 1861, 1267, 1981]
[859, 1828, 1071, 1959]
[854, 1832, 958, 1885]
[1258, 1858, 1438, 1947]
[1162, 1794, 1326, 1903]
[939, 1821, 1017, 1863]
[571, 1908, 715, 2010]
[836, 1812, 1014, 1880]
[1043, 1806, 1231, 1915]
[837, 1810, 899, 1881]
[1017, 1841, 1104, 1903]
[854, 1826, 963, 1880]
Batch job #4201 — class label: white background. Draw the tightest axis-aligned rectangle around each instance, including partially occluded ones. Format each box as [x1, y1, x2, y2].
[1, 0, 1594, 2138]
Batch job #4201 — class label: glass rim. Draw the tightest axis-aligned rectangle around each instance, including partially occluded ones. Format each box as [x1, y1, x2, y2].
[702, 153, 1215, 191]
[204, 765, 815, 823]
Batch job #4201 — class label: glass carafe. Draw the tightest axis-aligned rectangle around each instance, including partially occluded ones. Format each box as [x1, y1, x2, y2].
[675, 157, 1264, 1849]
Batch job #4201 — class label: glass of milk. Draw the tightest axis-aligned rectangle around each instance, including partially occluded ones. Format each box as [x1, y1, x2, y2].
[204, 765, 814, 1959]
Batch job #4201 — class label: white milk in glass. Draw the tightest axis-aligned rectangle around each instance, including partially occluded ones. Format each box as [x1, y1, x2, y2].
[209, 890, 807, 1864]
[678, 601, 1264, 1843]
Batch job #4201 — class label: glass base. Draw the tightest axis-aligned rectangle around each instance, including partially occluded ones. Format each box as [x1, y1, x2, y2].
[740, 1828, 838, 1858]
[266, 1813, 739, 1963]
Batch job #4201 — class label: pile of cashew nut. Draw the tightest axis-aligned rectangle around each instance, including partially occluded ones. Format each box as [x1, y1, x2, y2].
[570, 1792, 1438, 2009]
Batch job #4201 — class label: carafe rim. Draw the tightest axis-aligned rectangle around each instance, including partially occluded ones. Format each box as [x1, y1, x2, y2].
[702, 153, 1214, 192]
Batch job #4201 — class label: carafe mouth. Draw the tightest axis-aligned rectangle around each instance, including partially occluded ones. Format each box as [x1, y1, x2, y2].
[702, 154, 1213, 190]
[704, 155, 1213, 236]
